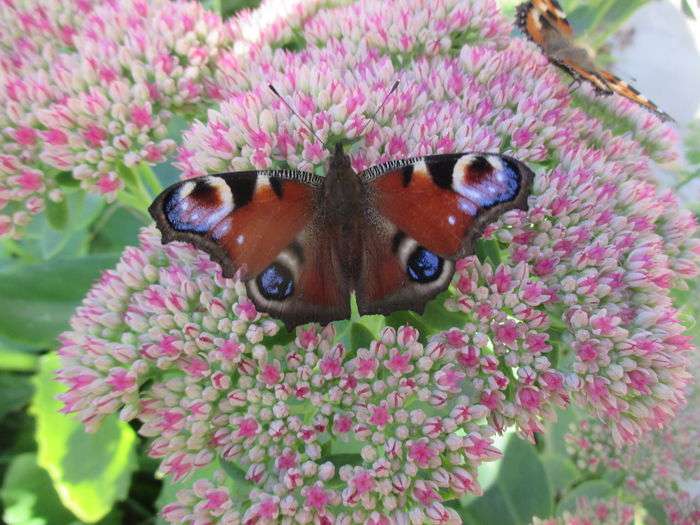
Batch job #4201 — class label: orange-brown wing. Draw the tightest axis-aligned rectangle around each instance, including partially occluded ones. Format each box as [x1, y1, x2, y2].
[598, 70, 673, 122]
[245, 227, 353, 329]
[517, 0, 572, 46]
[559, 59, 613, 94]
[532, 0, 573, 37]
[150, 171, 319, 278]
[516, 1, 613, 95]
[150, 170, 351, 328]
[357, 153, 534, 316]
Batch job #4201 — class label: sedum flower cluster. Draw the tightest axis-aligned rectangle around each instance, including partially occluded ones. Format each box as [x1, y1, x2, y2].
[565, 366, 700, 525]
[56, 0, 699, 523]
[0, 0, 227, 238]
[531, 497, 635, 525]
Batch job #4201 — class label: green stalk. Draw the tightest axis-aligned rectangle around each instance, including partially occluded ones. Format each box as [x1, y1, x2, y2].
[115, 163, 158, 217]
[115, 190, 150, 220]
[675, 170, 700, 190]
[138, 162, 163, 196]
[0, 348, 39, 372]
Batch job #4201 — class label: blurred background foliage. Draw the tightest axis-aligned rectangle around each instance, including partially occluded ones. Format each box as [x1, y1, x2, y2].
[0, 1, 698, 524]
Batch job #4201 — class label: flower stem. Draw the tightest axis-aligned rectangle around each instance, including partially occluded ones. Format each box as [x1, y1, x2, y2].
[0, 348, 39, 372]
[115, 190, 151, 220]
[115, 162, 158, 218]
[137, 162, 163, 196]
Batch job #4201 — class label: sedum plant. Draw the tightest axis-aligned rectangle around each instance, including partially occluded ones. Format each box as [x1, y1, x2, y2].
[0, 0, 698, 524]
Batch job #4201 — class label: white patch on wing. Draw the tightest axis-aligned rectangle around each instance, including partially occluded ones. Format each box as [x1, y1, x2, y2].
[173, 176, 235, 235]
[485, 155, 503, 172]
[275, 249, 301, 282]
[193, 177, 235, 231]
[396, 235, 418, 270]
[176, 181, 197, 208]
[412, 160, 429, 179]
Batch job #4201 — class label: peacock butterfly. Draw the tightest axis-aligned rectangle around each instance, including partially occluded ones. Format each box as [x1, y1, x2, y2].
[149, 142, 534, 329]
[516, 0, 673, 121]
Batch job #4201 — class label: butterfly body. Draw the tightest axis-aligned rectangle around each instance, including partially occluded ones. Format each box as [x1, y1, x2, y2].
[516, 0, 672, 118]
[150, 145, 534, 328]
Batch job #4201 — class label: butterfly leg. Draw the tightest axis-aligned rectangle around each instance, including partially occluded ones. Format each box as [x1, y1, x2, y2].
[568, 78, 581, 93]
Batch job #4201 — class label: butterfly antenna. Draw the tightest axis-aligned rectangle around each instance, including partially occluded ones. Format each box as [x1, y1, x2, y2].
[357, 80, 400, 138]
[268, 83, 326, 147]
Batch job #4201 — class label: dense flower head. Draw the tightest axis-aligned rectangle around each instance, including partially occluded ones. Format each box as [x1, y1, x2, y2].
[57, 0, 699, 522]
[0, 0, 227, 238]
[60, 227, 497, 522]
[565, 369, 700, 525]
[0, 0, 99, 72]
[531, 497, 635, 525]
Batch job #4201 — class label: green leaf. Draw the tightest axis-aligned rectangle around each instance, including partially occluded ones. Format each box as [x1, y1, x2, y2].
[36, 192, 103, 260]
[54, 172, 81, 189]
[155, 463, 218, 525]
[219, 458, 248, 485]
[461, 429, 514, 508]
[543, 406, 579, 457]
[556, 479, 615, 514]
[475, 238, 502, 265]
[0, 373, 33, 419]
[541, 455, 579, 495]
[461, 485, 519, 525]
[0, 253, 119, 347]
[496, 436, 553, 520]
[463, 434, 552, 523]
[384, 289, 466, 340]
[642, 497, 669, 525]
[419, 293, 468, 333]
[334, 315, 385, 351]
[684, 119, 700, 166]
[1, 453, 78, 525]
[31, 354, 137, 523]
[681, 0, 697, 19]
[89, 206, 145, 254]
[350, 322, 376, 349]
[45, 198, 69, 231]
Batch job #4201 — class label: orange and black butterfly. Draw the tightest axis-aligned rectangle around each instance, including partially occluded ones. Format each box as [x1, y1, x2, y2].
[516, 0, 673, 121]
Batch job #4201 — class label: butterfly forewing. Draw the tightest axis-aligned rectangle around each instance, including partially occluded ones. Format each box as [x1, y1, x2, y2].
[598, 70, 673, 121]
[150, 170, 321, 278]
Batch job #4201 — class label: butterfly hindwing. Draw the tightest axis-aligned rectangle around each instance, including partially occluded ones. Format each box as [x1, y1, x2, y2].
[149, 170, 352, 328]
[357, 153, 534, 315]
[245, 227, 353, 329]
[357, 218, 456, 316]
